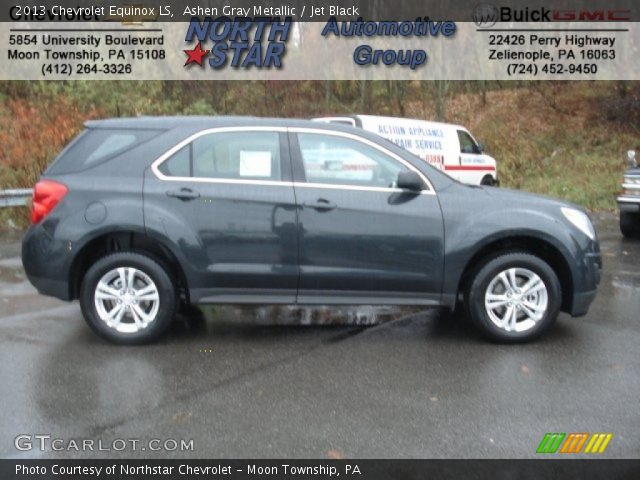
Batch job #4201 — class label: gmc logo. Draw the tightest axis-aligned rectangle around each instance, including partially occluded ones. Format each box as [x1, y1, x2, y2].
[552, 9, 630, 21]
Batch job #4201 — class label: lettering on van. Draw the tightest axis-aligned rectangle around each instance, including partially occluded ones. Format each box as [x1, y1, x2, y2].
[378, 124, 445, 138]
[377, 123, 445, 166]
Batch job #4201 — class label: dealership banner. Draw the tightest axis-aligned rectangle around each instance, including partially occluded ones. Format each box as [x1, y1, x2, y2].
[1, 0, 639, 80]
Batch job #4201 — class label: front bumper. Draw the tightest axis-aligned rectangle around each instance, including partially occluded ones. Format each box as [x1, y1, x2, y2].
[617, 196, 640, 213]
[569, 250, 601, 317]
[571, 289, 597, 317]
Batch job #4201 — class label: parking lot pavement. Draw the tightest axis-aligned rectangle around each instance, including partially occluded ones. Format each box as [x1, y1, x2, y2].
[0, 213, 639, 459]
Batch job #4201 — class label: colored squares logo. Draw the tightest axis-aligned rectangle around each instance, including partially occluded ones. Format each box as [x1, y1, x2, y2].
[537, 433, 565, 453]
[584, 433, 613, 454]
[537, 433, 612, 454]
[560, 433, 589, 453]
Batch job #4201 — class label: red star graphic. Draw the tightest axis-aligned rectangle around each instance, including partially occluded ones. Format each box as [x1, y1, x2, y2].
[184, 42, 210, 67]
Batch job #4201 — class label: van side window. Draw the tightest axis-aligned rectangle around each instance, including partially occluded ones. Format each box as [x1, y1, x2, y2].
[297, 133, 405, 188]
[158, 131, 282, 181]
[457, 130, 480, 154]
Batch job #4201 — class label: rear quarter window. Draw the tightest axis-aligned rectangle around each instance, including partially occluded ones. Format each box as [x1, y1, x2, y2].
[47, 128, 163, 174]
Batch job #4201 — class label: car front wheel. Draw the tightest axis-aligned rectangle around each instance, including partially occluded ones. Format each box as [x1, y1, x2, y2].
[79, 252, 177, 344]
[466, 252, 561, 343]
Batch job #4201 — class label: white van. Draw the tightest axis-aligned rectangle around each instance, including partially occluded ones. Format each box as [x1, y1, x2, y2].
[313, 115, 498, 186]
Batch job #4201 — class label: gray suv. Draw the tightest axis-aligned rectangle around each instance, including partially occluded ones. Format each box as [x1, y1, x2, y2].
[22, 117, 601, 344]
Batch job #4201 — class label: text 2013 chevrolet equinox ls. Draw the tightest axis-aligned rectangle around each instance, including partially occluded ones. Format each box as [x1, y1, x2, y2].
[22, 117, 601, 344]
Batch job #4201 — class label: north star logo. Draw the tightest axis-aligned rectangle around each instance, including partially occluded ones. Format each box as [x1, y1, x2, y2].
[183, 42, 209, 66]
[182, 16, 291, 69]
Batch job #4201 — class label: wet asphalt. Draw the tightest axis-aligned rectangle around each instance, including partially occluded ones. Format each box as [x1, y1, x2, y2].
[0, 212, 638, 460]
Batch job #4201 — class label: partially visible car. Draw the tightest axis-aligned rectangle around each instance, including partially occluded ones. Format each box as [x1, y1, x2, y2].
[618, 150, 640, 238]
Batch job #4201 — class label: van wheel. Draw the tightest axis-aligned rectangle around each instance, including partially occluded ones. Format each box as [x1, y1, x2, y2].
[79, 252, 177, 345]
[480, 175, 495, 186]
[620, 211, 640, 238]
[466, 252, 561, 343]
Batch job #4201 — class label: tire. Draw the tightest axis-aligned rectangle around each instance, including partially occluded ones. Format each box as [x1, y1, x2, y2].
[79, 252, 177, 345]
[480, 175, 495, 186]
[465, 252, 561, 343]
[620, 211, 640, 238]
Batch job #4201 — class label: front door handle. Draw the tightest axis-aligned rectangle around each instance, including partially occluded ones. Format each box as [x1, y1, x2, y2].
[303, 199, 337, 211]
[166, 188, 200, 200]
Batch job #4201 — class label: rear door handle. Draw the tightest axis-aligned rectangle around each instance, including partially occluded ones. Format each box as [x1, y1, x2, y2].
[302, 199, 337, 211]
[166, 188, 200, 200]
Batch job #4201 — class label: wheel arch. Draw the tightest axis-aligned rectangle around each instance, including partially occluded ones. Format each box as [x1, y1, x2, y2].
[456, 234, 575, 313]
[68, 228, 189, 303]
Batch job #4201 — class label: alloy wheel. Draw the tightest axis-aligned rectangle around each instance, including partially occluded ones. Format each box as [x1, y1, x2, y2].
[484, 267, 548, 333]
[94, 267, 160, 333]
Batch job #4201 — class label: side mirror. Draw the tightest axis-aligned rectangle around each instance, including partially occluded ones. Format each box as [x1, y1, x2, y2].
[477, 142, 485, 153]
[627, 150, 637, 168]
[396, 171, 424, 191]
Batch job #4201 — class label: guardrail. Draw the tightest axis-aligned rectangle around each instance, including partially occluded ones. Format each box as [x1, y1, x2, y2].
[0, 189, 32, 208]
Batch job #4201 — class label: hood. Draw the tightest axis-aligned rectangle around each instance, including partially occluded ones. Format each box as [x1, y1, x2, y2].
[458, 184, 585, 213]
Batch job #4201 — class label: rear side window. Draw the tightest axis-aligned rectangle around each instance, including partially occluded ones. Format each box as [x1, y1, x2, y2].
[158, 131, 282, 181]
[47, 128, 162, 174]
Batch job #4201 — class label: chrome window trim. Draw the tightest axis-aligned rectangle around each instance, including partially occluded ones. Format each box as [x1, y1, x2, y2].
[151, 126, 435, 195]
[151, 126, 287, 184]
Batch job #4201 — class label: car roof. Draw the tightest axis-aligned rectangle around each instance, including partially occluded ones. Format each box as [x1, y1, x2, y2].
[84, 116, 362, 131]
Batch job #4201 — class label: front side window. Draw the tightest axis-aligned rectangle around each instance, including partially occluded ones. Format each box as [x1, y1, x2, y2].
[457, 130, 480, 154]
[297, 133, 405, 188]
[159, 131, 282, 181]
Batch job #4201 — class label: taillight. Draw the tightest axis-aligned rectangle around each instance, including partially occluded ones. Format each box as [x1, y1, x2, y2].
[31, 180, 68, 224]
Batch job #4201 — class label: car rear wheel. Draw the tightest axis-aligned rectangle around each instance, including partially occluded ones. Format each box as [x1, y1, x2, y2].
[79, 252, 177, 344]
[480, 175, 495, 186]
[466, 252, 561, 343]
[620, 211, 640, 238]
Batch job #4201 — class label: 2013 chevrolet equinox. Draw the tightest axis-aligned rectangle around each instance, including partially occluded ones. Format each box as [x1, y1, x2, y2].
[22, 117, 601, 344]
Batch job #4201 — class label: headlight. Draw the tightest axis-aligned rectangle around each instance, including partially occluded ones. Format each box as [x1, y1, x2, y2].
[561, 207, 596, 240]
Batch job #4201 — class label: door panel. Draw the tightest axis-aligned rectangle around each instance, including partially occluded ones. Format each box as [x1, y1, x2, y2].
[143, 130, 299, 303]
[290, 131, 445, 304]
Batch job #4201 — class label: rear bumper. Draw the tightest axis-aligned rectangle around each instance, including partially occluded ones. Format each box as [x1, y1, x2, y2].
[22, 225, 73, 301]
[25, 274, 71, 301]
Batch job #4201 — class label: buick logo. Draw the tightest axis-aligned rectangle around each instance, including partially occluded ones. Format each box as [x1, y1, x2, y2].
[473, 3, 499, 28]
